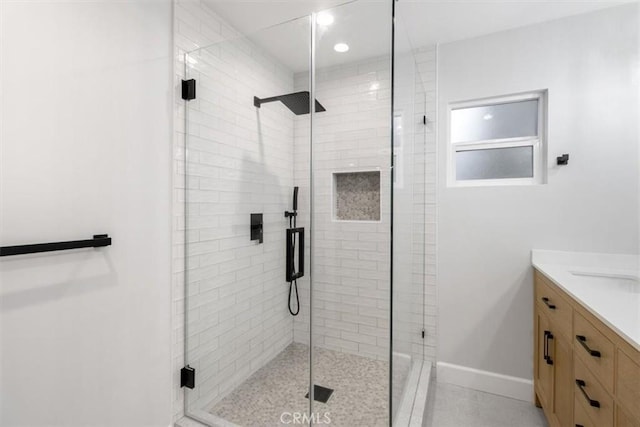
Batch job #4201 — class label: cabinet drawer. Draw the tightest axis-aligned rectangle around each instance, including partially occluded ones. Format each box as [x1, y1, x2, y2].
[535, 273, 572, 339]
[574, 394, 596, 427]
[617, 348, 640, 422]
[575, 357, 614, 427]
[574, 310, 614, 393]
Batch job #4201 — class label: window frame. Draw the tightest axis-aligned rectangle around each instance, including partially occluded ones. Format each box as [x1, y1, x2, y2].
[447, 90, 547, 187]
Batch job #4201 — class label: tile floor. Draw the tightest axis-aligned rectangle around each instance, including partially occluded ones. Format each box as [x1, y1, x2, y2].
[209, 343, 390, 427]
[424, 381, 548, 427]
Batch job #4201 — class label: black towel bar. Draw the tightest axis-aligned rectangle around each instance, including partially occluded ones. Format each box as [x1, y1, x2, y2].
[0, 234, 112, 257]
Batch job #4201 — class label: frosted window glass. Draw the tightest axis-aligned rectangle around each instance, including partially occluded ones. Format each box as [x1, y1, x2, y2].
[451, 100, 538, 143]
[456, 146, 533, 180]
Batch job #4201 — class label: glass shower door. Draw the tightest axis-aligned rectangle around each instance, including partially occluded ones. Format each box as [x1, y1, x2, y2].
[181, 16, 313, 425]
[309, 2, 394, 426]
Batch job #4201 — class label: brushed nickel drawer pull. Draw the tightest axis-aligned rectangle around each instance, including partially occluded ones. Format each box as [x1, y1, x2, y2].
[576, 335, 601, 358]
[576, 379, 600, 408]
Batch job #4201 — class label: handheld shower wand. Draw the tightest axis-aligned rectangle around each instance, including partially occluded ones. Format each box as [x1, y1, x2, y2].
[285, 187, 302, 316]
[292, 186, 298, 212]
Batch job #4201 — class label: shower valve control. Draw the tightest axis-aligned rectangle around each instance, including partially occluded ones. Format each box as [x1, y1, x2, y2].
[251, 213, 263, 244]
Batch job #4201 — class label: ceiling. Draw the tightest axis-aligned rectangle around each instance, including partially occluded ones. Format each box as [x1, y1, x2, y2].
[204, 0, 631, 72]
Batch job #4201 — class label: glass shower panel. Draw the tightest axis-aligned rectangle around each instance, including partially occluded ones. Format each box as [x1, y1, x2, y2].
[182, 16, 312, 425]
[310, 2, 393, 425]
[391, 9, 429, 424]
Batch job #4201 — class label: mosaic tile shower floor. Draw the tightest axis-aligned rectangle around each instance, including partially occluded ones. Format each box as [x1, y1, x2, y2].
[209, 343, 389, 427]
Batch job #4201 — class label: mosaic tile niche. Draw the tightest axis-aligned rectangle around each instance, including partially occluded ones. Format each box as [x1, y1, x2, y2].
[333, 171, 381, 221]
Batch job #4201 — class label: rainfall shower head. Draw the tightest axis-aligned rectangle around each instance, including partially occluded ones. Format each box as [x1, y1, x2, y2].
[253, 91, 326, 115]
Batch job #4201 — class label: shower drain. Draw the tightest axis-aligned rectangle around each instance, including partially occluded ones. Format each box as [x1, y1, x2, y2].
[305, 385, 334, 403]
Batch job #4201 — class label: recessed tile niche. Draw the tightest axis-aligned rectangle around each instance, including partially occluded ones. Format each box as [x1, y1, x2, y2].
[333, 171, 381, 221]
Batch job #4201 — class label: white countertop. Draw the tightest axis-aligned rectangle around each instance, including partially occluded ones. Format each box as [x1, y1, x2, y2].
[532, 250, 640, 351]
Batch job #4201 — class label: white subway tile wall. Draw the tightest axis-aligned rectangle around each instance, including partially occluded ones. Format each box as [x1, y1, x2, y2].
[415, 46, 438, 363]
[290, 51, 437, 364]
[393, 46, 438, 363]
[393, 49, 423, 363]
[291, 58, 393, 361]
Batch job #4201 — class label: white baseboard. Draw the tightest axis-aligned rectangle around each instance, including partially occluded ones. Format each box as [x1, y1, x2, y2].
[436, 362, 533, 402]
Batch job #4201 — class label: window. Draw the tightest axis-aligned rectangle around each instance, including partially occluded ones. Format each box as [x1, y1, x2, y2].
[448, 91, 546, 186]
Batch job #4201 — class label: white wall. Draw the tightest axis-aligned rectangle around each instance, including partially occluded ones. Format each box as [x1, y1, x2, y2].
[437, 3, 639, 392]
[0, 1, 173, 426]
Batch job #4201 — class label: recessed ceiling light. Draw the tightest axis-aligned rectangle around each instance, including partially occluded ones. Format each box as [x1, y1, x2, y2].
[334, 43, 349, 53]
[317, 12, 334, 26]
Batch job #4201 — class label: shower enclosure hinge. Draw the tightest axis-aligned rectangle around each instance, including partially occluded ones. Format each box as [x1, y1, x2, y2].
[421, 329, 425, 339]
[180, 365, 195, 389]
[182, 79, 196, 101]
[423, 115, 427, 125]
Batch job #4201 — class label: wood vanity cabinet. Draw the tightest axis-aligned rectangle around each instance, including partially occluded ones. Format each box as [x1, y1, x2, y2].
[534, 273, 574, 427]
[533, 270, 640, 427]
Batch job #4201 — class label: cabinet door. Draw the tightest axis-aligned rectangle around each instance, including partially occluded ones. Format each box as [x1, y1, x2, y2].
[535, 309, 553, 407]
[616, 405, 640, 427]
[552, 330, 573, 427]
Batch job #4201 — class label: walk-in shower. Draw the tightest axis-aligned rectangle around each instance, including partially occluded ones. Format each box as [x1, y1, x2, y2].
[179, 1, 430, 425]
